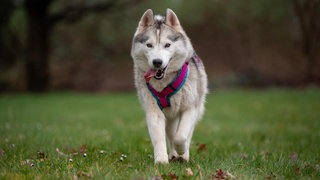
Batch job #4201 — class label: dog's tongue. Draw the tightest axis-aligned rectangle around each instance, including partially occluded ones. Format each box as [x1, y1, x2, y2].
[144, 69, 158, 82]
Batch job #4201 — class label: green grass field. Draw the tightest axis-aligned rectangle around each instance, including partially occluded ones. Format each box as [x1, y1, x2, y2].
[1, 89, 320, 179]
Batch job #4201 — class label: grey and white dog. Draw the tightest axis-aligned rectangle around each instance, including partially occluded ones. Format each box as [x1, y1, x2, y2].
[131, 9, 208, 164]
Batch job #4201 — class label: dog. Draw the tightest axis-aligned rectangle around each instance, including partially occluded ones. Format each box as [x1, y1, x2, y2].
[131, 9, 208, 164]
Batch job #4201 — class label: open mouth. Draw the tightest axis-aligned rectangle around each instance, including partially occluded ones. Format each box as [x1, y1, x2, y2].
[144, 67, 167, 82]
[154, 67, 166, 80]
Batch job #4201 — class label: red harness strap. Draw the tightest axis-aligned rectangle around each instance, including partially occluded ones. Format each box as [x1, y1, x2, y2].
[146, 62, 189, 110]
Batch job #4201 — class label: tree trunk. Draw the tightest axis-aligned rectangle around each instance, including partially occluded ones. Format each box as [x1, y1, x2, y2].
[25, 0, 52, 92]
[293, 0, 320, 84]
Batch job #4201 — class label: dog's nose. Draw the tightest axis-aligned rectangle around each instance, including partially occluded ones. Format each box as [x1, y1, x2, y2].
[152, 59, 163, 68]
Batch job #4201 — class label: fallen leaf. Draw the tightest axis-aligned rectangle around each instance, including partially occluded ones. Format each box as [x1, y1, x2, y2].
[266, 174, 276, 179]
[186, 167, 193, 176]
[213, 169, 227, 179]
[197, 143, 207, 152]
[162, 173, 178, 180]
[79, 171, 91, 177]
[213, 169, 236, 179]
[74, 171, 91, 180]
[295, 167, 301, 176]
[58, 145, 87, 157]
[290, 153, 298, 161]
[66, 147, 77, 154]
[79, 144, 87, 154]
[0, 149, 5, 156]
[37, 151, 47, 160]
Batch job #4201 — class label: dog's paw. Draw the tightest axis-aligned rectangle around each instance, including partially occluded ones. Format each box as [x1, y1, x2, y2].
[180, 152, 189, 162]
[169, 156, 186, 163]
[169, 151, 189, 163]
[169, 151, 179, 160]
[154, 155, 169, 165]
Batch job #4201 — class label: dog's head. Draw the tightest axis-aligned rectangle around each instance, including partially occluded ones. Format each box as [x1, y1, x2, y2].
[131, 9, 193, 80]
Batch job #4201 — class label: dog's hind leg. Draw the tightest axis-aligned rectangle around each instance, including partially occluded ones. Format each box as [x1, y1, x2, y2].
[173, 108, 198, 161]
[146, 112, 168, 164]
[180, 123, 197, 162]
[166, 118, 179, 160]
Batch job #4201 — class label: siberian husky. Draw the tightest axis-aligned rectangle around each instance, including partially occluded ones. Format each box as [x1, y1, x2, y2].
[131, 9, 208, 164]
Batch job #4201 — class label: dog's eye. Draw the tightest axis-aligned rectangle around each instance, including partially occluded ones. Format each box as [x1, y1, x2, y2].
[164, 43, 171, 48]
[146, 43, 153, 48]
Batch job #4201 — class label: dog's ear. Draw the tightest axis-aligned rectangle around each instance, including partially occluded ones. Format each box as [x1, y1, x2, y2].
[165, 9, 182, 31]
[137, 9, 154, 34]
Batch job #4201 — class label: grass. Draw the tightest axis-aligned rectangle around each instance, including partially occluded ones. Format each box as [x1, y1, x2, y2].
[0, 88, 320, 179]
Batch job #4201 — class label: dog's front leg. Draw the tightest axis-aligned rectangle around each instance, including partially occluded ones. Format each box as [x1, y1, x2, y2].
[146, 112, 168, 164]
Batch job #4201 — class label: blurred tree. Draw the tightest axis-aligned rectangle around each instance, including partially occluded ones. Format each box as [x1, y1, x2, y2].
[23, 0, 137, 92]
[293, 0, 320, 83]
[0, 0, 15, 70]
[24, 0, 52, 92]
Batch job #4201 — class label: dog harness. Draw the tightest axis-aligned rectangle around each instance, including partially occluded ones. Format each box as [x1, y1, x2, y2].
[146, 62, 189, 110]
[145, 52, 203, 110]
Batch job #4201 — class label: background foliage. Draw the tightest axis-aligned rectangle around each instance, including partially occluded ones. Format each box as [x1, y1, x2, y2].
[0, 0, 319, 92]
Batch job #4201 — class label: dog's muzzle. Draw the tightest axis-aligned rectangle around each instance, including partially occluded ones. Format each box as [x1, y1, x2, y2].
[144, 66, 167, 82]
[154, 67, 166, 80]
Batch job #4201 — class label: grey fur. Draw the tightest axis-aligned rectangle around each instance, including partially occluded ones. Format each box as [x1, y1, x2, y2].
[134, 34, 149, 43]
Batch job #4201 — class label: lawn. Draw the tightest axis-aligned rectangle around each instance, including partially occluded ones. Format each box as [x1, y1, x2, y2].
[0, 88, 319, 179]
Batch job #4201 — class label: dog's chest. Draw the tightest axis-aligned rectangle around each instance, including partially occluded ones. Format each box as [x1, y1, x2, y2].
[162, 89, 195, 119]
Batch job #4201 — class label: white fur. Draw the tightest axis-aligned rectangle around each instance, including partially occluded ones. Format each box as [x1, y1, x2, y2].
[131, 9, 208, 164]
